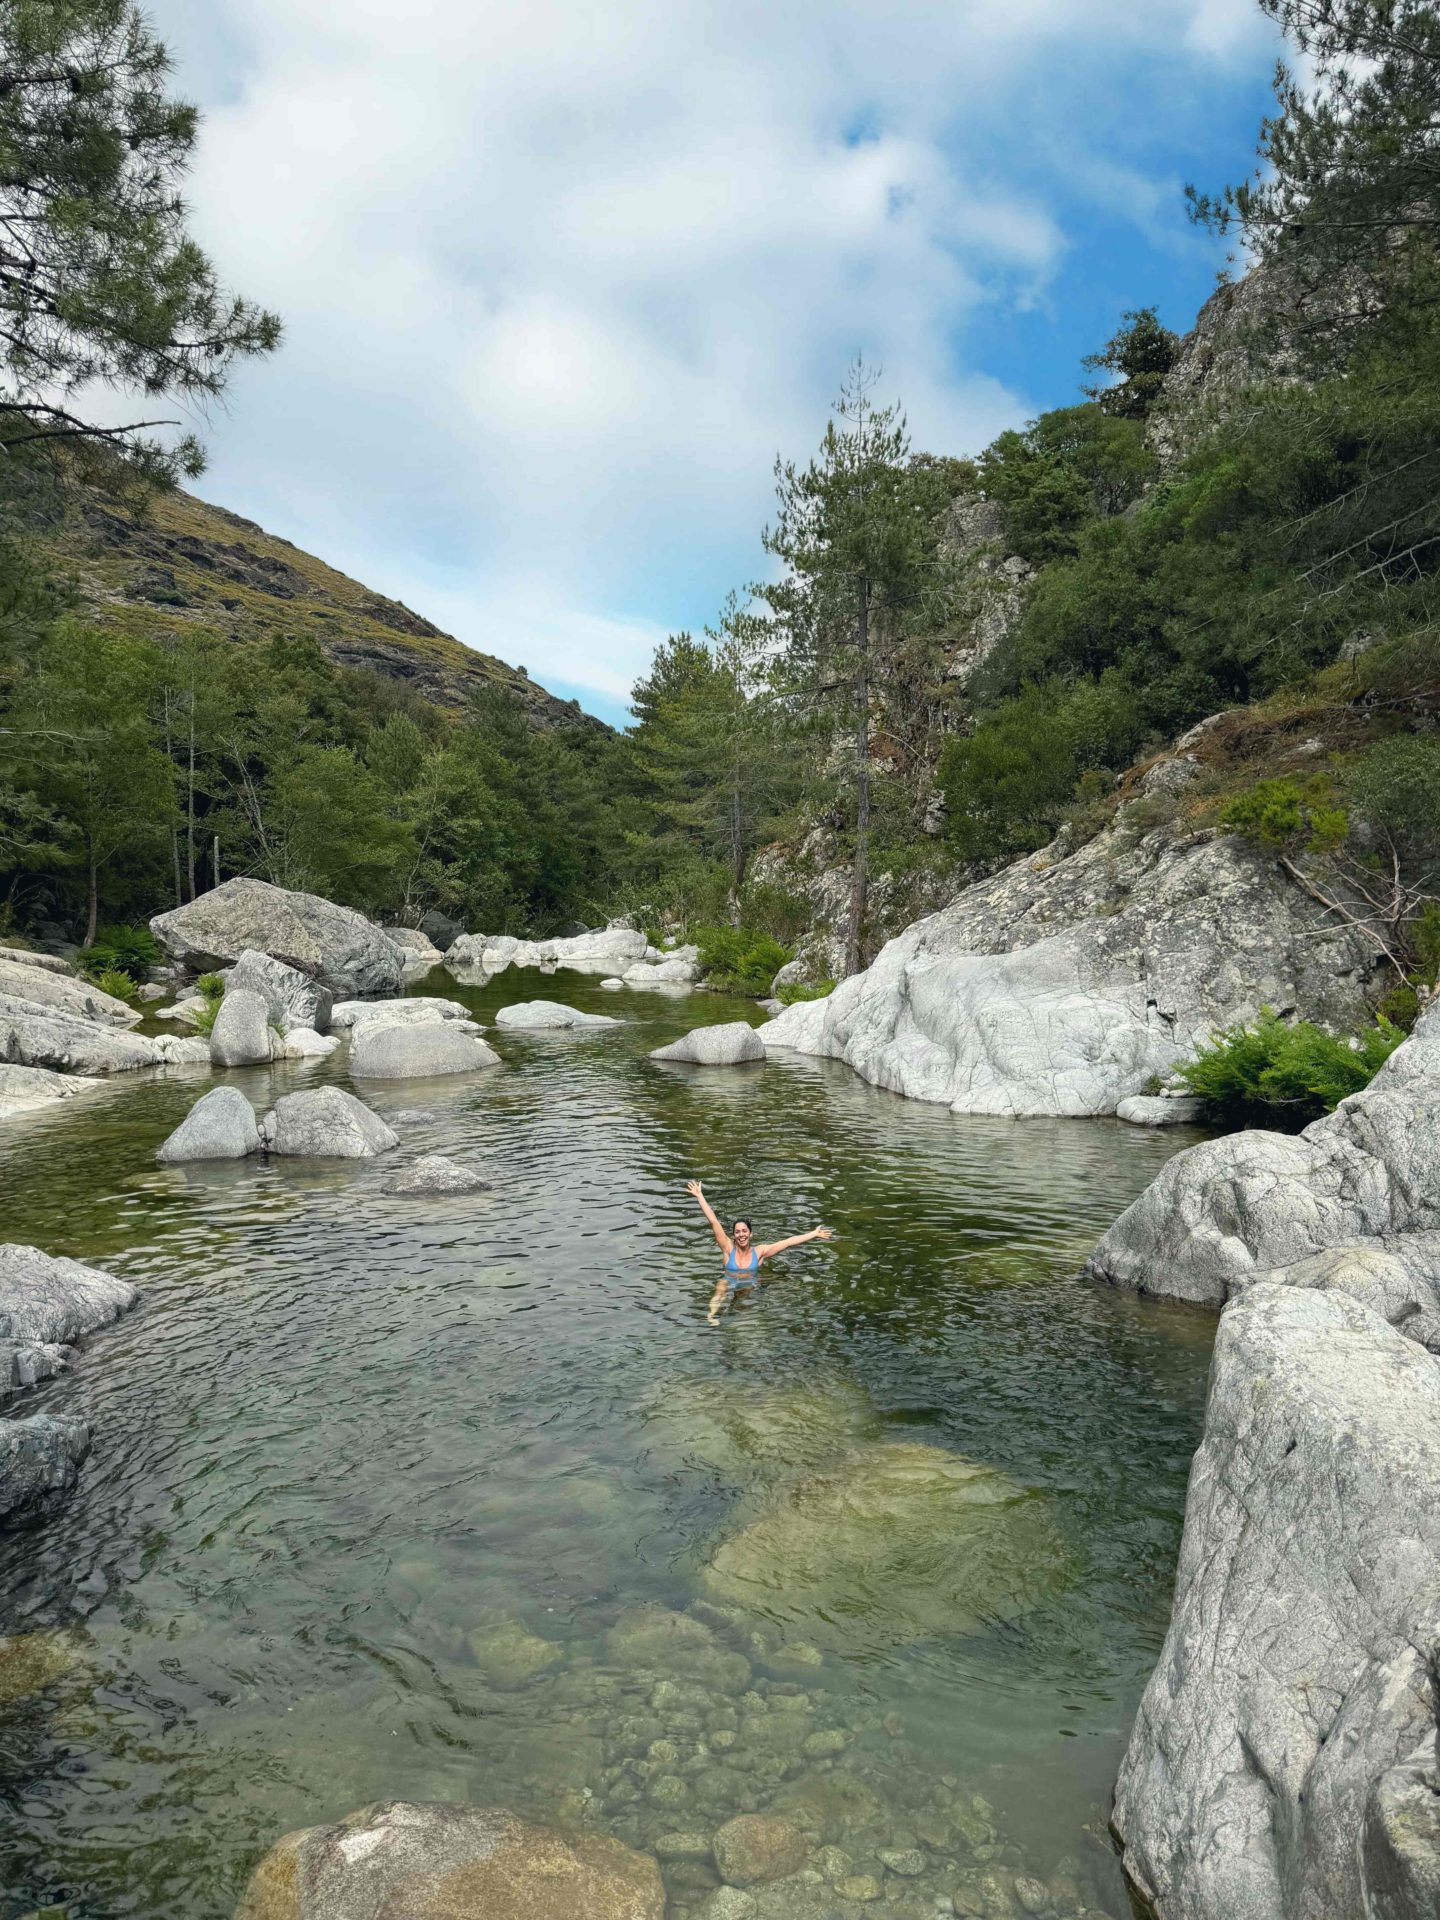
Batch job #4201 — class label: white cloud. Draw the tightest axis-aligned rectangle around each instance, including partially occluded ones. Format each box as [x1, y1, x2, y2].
[135, 0, 1275, 716]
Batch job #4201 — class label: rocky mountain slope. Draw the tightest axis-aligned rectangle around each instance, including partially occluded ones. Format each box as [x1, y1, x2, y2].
[35, 483, 590, 725]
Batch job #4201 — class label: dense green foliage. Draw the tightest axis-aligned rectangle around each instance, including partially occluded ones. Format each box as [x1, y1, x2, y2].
[1178, 1006, 1405, 1123]
[76, 922, 160, 982]
[692, 926, 794, 997]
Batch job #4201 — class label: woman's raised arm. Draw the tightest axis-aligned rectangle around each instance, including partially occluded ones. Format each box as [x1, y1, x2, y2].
[686, 1180, 731, 1251]
[755, 1225, 832, 1260]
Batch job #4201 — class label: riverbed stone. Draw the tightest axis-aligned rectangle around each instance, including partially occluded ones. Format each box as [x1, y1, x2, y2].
[155, 1086, 260, 1164]
[0, 1630, 84, 1707]
[838, 1875, 883, 1902]
[388, 1155, 489, 1196]
[224, 949, 333, 1033]
[233, 1800, 666, 1920]
[466, 1617, 563, 1689]
[0, 956, 140, 1029]
[624, 957, 699, 987]
[448, 925, 648, 976]
[495, 999, 620, 1029]
[652, 1022, 765, 1067]
[759, 828, 1380, 1117]
[257, 1087, 399, 1158]
[152, 1033, 213, 1064]
[0, 995, 163, 1074]
[1112, 1285, 1440, 1920]
[703, 1442, 1063, 1652]
[713, 1814, 810, 1886]
[349, 1020, 499, 1079]
[0, 1413, 90, 1522]
[697, 1891, 757, 1920]
[152, 877, 404, 996]
[0, 1243, 137, 1366]
[209, 988, 275, 1068]
[274, 1027, 338, 1059]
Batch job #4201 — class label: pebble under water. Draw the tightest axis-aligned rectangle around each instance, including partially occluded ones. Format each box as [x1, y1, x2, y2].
[0, 968, 1216, 1920]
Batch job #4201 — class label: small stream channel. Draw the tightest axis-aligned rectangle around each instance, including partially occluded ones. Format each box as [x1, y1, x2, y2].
[0, 969, 1215, 1918]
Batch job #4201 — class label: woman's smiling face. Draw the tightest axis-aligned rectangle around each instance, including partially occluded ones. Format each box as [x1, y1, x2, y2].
[732, 1220, 753, 1247]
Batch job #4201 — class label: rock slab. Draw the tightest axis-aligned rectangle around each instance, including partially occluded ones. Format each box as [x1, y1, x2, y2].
[210, 988, 276, 1068]
[0, 956, 140, 1028]
[258, 1087, 398, 1158]
[652, 1022, 765, 1066]
[0, 995, 163, 1074]
[494, 999, 619, 1029]
[0, 1414, 90, 1524]
[225, 950, 333, 1033]
[349, 1022, 499, 1079]
[156, 1087, 261, 1164]
[152, 878, 403, 996]
[1113, 1284, 1440, 1920]
[233, 1799, 666, 1920]
[388, 1156, 489, 1195]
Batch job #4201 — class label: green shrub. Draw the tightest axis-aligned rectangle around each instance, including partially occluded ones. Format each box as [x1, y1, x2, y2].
[90, 966, 140, 1007]
[1349, 734, 1440, 872]
[777, 978, 835, 1006]
[1411, 901, 1440, 979]
[79, 924, 163, 983]
[695, 926, 793, 996]
[192, 998, 220, 1037]
[1177, 1006, 1404, 1125]
[738, 880, 812, 945]
[194, 972, 226, 1003]
[1219, 777, 1348, 853]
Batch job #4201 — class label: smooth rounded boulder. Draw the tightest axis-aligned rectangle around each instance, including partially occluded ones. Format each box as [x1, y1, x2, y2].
[349, 1022, 499, 1079]
[234, 1800, 666, 1920]
[712, 1815, 810, 1887]
[494, 1000, 619, 1029]
[155, 1087, 260, 1164]
[209, 988, 275, 1068]
[388, 1155, 489, 1195]
[151, 877, 404, 997]
[651, 1022, 765, 1066]
[257, 1087, 398, 1158]
[330, 997, 469, 1030]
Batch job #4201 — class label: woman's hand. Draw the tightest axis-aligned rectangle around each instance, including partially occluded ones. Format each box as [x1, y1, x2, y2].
[686, 1180, 704, 1200]
[814, 1226, 833, 1240]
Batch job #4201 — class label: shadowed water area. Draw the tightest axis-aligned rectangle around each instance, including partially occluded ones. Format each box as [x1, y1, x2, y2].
[0, 968, 1216, 1919]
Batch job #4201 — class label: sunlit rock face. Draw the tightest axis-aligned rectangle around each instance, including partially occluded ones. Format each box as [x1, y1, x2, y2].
[701, 1440, 1064, 1654]
[762, 827, 1378, 1117]
[151, 878, 403, 997]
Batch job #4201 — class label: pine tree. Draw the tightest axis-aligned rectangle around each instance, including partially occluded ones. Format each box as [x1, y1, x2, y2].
[0, 0, 280, 479]
[759, 360, 930, 974]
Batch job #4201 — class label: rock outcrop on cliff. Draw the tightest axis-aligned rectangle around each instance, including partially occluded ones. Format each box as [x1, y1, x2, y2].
[760, 810, 1379, 1117]
[1112, 1284, 1440, 1920]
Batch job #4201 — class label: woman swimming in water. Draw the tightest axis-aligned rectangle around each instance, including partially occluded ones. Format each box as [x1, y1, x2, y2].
[685, 1180, 832, 1325]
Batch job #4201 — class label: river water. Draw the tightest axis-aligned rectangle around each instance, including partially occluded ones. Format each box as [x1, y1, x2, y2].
[0, 969, 1214, 1919]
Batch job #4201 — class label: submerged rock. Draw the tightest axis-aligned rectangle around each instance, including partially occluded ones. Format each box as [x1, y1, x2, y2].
[760, 829, 1379, 1117]
[349, 1021, 499, 1079]
[0, 1413, 90, 1523]
[152, 877, 403, 997]
[224, 949, 333, 1034]
[1087, 999, 1440, 1309]
[234, 1800, 666, 1920]
[156, 1087, 260, 1164]
[387, 1155, 489, 1195]
[652, 1022, 765, 1066]
[713, 1814, 809, 1887]
[467, 1617, 564, 1689]
[258, 1087, 399, 1158]
[0, 956, 140, 1029]
[0, 996, 163, 1074]
[1113, 1285, 1440, 1920]
[209, 988, 275, 1068]
[702, 1441, 1063, 1652]
[0, 1629, 85, 1707]
[495, 999, 620, 1029]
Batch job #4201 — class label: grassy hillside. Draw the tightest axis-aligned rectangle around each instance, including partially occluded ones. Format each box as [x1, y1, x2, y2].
[37, 483, 590, 727]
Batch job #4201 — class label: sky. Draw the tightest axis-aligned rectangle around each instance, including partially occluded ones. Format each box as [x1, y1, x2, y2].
[140, 0, 1286, 725]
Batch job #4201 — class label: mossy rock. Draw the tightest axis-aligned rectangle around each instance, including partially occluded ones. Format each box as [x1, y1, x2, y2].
[702, 1442, 1065, 1653]
[0, 1632, 85, 1711]
[466, 1616, 564, 1690]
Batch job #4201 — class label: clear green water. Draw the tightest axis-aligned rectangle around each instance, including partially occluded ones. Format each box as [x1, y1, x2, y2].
[0, 969, 1214, 1920]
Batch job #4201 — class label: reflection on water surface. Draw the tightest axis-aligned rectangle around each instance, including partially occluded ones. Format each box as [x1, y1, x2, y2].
[0, 968, 1214, 1918]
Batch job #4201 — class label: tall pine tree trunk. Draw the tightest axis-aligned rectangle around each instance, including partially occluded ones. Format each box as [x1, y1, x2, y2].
[845, 577, 871, 977]
[84, 842, 98, 949]
[186, 698, 197, 900]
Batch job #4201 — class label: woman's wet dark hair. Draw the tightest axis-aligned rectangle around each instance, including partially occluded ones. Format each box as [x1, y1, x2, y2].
[733, 1218, 752, 1233]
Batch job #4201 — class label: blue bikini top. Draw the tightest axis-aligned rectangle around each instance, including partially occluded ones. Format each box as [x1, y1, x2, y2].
[725, 1244, 760, 1275]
